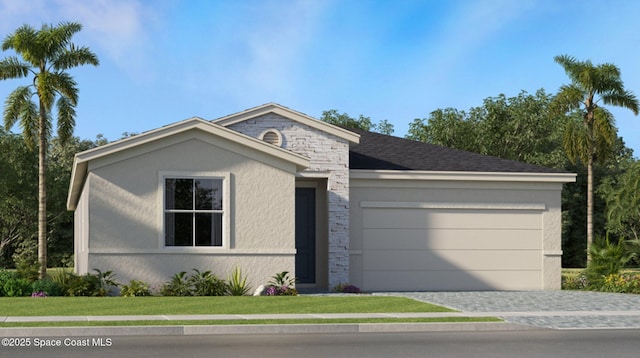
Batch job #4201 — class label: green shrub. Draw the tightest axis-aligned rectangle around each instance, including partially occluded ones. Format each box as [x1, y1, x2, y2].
[161, 272, 192, 296]
[601, 273, 640, 294]
[61, 269, 118, 297]
[14, 258, 40, 282]
[31, 278, 64, 296]
[120, 280, 152, 297]
[0, 270, 31, 297]
[93, 269, 119, 296]
[584, 237, 635, 288]
[65, 273, 100, 296]
[189, 269, 227, 296]
[161, 269, 228, 296]
[2, 277, 31, 297]
[0, 270, 14, 296]
[561, 272, 588, 290]
[48, 268, 74, 288]
[227, 266, 250, 296]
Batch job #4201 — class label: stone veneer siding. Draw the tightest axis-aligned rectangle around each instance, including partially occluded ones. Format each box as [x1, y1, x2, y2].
[227, 113, 350, 288]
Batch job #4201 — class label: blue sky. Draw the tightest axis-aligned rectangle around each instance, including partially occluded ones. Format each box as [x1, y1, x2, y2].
[1, 0, 640, 155]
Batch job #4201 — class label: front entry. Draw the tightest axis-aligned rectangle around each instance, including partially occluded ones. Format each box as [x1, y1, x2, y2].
[295, 187, 316, 284]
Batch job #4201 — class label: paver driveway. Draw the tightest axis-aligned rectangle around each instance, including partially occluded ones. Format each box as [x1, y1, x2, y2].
[380, 291, 640, 329]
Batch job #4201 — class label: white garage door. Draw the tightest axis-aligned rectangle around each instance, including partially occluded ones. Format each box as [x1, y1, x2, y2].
[361, 202, 544, 291]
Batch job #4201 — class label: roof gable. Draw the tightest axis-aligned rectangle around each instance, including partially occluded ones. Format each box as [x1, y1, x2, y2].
[213, 103, 360, 144]
[67, 117, 310, 210]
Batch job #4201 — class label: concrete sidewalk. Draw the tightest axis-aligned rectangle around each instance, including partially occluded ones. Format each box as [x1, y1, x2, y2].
[0, 312, 537, 338]
[2, 310, 640, 337]
[4, 310, 640, 323]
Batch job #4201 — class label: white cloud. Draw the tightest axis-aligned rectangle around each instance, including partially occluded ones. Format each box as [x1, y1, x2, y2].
[190, 0, 330, 107]
[0, 0, 158, 81]
[55, 0, 148, 58]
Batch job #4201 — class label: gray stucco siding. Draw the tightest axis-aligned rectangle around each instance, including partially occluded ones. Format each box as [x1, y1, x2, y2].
[79, 130, 298, 288]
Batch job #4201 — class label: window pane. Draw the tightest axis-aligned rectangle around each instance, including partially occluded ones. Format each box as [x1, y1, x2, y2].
[166, 179, 193, 210]
[195, 213, 222, 246]
[195, 213, 212, 246]
[195, 179, 222, 210]
[165, 213, 192, 246]
[212, 213, 222, 246]
[212, 179, 223, 210]
[195, 179, 213, 210]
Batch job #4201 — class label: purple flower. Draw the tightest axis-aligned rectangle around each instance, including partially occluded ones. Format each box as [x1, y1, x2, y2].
[31, 291, 48, 298]
[265, 286, 278, 296]
[342, 285, 361, 293]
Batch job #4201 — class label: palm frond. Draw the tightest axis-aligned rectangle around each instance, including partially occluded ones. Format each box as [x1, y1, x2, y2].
[3, 86, 33, 129]
[602, 90, 639, 115]
[592, 108, 617, 163]
[0, 56, 31, 80]
[37, 22, 82, 61]
[554, 55, 580, 82]
[552, 84, 583, 114]
[35, 71, 57, 111]
[19, 100, 38, 149]
[53, 45, 99, 71]
[1, 24, 37, 59]
[50, 71, 78, 105]
[56, 96, 76, 143]
[562, 115, 590, 164]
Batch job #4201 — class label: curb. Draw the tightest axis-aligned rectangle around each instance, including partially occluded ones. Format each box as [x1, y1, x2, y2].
[0, 322, 540, 337]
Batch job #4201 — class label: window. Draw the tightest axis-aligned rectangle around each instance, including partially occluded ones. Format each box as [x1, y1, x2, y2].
[164, 178, 223, 247]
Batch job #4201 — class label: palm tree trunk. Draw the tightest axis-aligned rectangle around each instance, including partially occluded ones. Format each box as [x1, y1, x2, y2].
[38, 103, 47, 279]
[586, 154, 593, 263]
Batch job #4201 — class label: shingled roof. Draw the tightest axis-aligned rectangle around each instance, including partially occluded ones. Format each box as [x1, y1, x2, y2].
[347, 127, 565, 173]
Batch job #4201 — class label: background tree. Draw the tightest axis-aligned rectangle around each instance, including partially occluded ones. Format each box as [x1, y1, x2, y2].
[407, 108, 481, 152]
[601, 161, 640, 242]
[375, 119, 394, 135]
[0, 132, 104, 269]
[321, 109, 394, 134]
[408, 90, 567, 169]
[0, 22, 99, 278]
[552, 55, 638, 256]
[0, 128, 37, 267]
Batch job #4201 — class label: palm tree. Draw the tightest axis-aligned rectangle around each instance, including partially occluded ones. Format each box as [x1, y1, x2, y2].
[553, 55, 638, 258]
[0, 22, 99, 278]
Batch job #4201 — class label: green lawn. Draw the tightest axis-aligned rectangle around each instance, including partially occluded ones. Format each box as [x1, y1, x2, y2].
[0, 296, 454, 316]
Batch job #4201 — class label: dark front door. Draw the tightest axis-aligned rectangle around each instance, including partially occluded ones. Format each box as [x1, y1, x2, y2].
[295, 187, 316, 284]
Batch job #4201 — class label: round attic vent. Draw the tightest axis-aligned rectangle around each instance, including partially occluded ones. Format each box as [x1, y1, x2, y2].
[259, 129, 283, 147]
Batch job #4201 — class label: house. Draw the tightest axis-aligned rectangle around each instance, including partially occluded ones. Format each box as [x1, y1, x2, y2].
[66, 103, 576, 291]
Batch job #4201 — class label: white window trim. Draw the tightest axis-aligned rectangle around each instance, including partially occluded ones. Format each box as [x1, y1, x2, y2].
[158, 171, 231, 250]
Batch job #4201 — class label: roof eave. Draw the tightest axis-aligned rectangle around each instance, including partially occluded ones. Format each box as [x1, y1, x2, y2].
[349, 169, 577, 183]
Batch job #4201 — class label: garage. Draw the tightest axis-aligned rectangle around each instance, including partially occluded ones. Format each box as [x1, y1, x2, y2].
[347, 128, 575, 291]
[359, 203, 545, 291]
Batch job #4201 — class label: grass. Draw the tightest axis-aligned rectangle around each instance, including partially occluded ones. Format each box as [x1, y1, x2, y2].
[0, 317, 501, 328]
[0, 296, 490, 328]
[0, 296, 454, 316]
[0, 317, 504, 328]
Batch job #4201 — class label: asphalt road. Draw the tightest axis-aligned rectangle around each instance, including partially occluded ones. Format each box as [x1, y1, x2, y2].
[3, 329, 640, 358]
